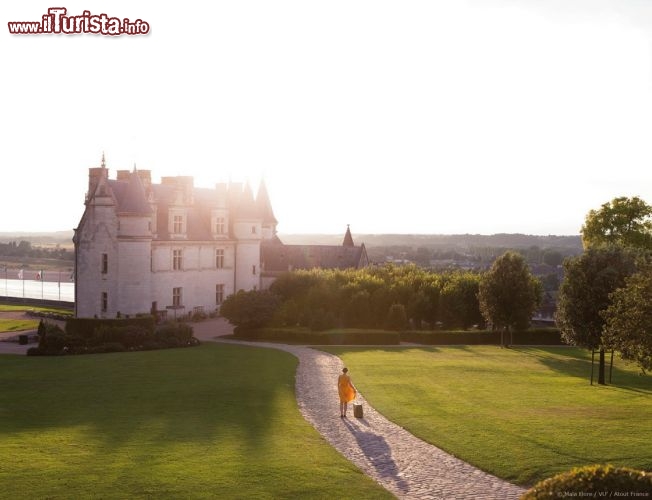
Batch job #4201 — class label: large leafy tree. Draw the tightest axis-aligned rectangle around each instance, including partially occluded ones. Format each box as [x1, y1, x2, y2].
[219, 289, 281, 330]
[581, 196, 652, 250]
[555, 247, 637, 384]
[602, 266, 652, 374]
[440, 272, 483, 329]
[478, 251, 542, 347]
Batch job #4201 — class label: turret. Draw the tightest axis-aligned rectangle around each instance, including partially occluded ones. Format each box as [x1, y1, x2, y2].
[87, 153, 109, 201]
[256, 180, 278, 240]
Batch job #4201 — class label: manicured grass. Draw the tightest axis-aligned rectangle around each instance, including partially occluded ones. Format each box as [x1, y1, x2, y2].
[0, 318, 39, 332]
[0, 344, 391, 499]
[0, 304, 72, 314]
[323, 346, 652, 487]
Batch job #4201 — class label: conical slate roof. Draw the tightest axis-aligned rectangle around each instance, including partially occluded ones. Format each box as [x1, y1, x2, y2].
[256, 180, 277, 224]
[110, 170, 152, 215]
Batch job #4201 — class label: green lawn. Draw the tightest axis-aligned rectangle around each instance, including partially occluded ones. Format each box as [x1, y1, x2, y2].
[323, 346, 652, 487]
[0, 318, 39, 332]
[0, 344, 391, 499]
[0, 304, 72, 315]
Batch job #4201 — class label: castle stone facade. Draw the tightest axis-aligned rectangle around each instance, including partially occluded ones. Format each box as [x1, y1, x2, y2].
[74, 158, 368, 319]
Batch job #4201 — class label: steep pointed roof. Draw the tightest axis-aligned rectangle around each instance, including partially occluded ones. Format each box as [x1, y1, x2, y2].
[256, 180, 278, 224]
[342, 225, 354, 247]
[110, 169, 152, 215]
[236, 181, 259, 219]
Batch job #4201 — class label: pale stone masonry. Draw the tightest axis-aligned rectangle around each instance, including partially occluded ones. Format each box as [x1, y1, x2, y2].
[73, 156, 368, 319]
[74, 155, 276, 318]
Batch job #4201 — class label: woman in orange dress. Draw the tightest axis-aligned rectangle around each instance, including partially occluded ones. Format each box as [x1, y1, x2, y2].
[338, 367, 356, 418]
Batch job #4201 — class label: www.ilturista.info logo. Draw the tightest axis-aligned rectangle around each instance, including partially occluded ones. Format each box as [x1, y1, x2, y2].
[8, 7, 150, 36]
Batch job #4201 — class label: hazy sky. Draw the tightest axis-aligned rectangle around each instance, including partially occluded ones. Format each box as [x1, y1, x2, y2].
[2, 1, 652, 236]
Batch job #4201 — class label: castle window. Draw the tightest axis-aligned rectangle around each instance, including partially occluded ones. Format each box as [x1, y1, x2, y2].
[216, 284, 225, 305]
[215, 217, 225, 235]
[173, 215, 184, 234]
[101, 253, 108, 274]
[251, 225, 257, 234]
[173, 249, 183, 270]
[252, 265, 256, 275]
[101, 292, 108, 312]
[172, 287, 182, 307]
[215, 249, 224, 269]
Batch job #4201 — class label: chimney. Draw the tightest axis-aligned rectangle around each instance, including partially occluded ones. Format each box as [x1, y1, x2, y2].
[87, 167, 108, 199]
[162, 176, 194, 205]
[137, 169, 151, 188]
[116, 170, 130, 182]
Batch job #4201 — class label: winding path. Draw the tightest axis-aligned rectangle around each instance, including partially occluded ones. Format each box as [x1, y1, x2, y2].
[195, 318, 526, 500]
[1, 318, 527, 499]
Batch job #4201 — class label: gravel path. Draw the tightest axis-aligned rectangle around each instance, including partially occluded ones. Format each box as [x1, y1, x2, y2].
[1, 318, 527, 498]
[214, 334, 526, 500]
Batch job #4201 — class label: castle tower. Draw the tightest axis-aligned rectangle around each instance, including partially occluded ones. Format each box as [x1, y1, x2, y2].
[256, 180, 278, 240]
[232, 181, 263, 291]
[114, 169, 153, 316]
[74, 159, 153, 318]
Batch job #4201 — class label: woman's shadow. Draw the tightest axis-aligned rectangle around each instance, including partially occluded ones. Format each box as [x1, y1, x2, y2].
[342, 417, 409, 494]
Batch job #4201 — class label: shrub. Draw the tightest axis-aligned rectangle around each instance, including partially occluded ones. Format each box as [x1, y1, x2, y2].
[521, 464, 652, 499]
[385, 303, 408, 331]
[29, 317, 197, 356]
[37, 323, 67, 354]
[65, 317, 155, 338]
[219, 290, 281, 329]
[308, 309, 336, 332]
[92, 325, 151, 348]
[154, 322, 196, 348]
[191, 309, 207, 322]
[400, 328, 563, 346]
[235, 327, 400, 345]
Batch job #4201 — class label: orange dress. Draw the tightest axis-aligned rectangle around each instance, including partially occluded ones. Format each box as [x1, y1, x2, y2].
[338, 373, 356, 403]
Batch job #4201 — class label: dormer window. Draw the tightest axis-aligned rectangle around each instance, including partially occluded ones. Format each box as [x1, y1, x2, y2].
[173, 215, 184, 234]
[169, 210, 187, 238]
[215, 217, 225, 235]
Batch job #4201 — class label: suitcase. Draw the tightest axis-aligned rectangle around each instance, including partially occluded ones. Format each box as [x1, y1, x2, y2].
[353, 403, 363, 418]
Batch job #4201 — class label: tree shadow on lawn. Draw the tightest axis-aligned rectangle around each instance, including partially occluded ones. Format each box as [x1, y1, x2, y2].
[511, 347, 652, 394]
[0, 343, 297, 451]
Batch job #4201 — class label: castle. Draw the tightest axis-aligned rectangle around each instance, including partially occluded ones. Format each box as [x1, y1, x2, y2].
[73, 157, 368, 318]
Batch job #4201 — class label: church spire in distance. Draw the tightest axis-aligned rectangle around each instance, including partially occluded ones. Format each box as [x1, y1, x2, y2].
[343, 224, 354, 247]
[101, 151, 106, 169]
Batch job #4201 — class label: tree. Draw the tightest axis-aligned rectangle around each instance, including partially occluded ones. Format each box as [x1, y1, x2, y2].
[219, 290, 281, 330]
[385, 303, 408, 331]
[581, 196, 652, 250]
[542, 250, 563, 267]
[555, 247, 637, 384]
[602, 266, 652, 374]
[439, 272, 483, 329]
[478, 251, 542, 347]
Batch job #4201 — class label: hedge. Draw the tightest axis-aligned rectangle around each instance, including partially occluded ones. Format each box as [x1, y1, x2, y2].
[234, 327, 400, 345]
[231, 327, 563, 346]
[401, 328, 563, 346]
[28, 319, 197, 356]
[521, 464, 652, 499]
[65, 316, 156, 338]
